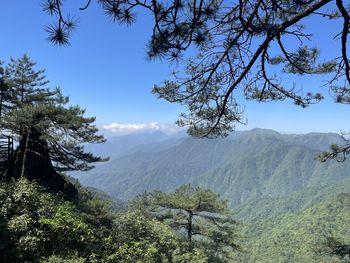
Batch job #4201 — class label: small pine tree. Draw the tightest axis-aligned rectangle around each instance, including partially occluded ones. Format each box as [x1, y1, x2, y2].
[4, 54, 49, 106]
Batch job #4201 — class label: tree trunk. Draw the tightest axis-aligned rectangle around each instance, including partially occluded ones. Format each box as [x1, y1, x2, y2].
[0, 93, 3, 118]
[13, 128, 78, 199]
[187, 210, 193, 252]
[20, 131, 30, 178]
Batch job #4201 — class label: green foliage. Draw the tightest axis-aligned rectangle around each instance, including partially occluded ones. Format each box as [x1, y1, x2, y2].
[0, 177, 233, 262]
[236, 176, 350, 223]
[84, 186, 127, 212]
[39, 202, 95, 253]
[3, 54, 50, 107]
[0, 178, 115, 262]
[235, 192, 350, 263]
[0, 178, 51, 261]
[108, 209, 211, 263]
[108, 210, 179, 262]
[133, 184, 229, 213]
[172, 249, 208, 263]
[41, 256, 85, 263]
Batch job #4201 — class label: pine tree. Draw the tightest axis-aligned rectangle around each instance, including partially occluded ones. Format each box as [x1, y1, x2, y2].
[132, 185, 241, 262]
[0, 55, 105, 193]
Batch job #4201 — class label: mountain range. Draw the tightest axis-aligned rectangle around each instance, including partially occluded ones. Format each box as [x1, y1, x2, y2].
[74, 128, 349, 206]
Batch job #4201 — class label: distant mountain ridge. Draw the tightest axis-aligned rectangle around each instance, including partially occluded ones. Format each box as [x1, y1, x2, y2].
[75, 129, 349, 207]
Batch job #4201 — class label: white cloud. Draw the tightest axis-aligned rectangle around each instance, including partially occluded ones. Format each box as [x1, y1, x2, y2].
[103, 122, 160, 132]
[103, 122, 183, 135]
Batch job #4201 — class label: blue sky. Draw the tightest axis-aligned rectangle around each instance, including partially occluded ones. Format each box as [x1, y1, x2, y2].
[0, 0, 349, 135]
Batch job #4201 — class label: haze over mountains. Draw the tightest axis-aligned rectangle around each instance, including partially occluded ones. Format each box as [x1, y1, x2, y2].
[74, 128, 349, 207]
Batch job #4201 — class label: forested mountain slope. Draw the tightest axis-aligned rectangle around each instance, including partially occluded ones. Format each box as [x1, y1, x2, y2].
[236, 177, 350, 222]
[235, 192, 350, 262]
[76, 129, 349, 206]
[77, 136, 236, 199]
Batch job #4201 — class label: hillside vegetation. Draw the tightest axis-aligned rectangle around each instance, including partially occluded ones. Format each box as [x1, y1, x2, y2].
[237, 193, 350, 263]
[0, 177, 241, 262]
